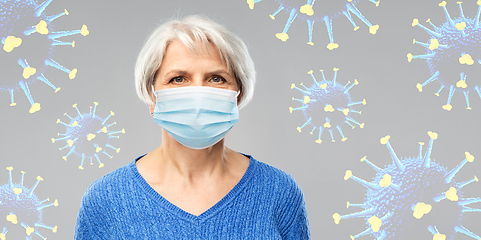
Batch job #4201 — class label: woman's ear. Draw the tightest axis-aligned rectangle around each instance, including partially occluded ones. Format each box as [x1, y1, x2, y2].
[149, 104, 155, 116]
[149, 87, 156, 115]
[236, 91, 242, 106]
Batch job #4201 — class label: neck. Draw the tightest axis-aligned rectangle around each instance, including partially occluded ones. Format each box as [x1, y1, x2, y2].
[153, 129, 230, 181]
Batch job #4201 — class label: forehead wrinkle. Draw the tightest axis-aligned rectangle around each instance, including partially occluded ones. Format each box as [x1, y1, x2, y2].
[157, 39, 233, 84]
[164, 42, 228, 69]
[164, 69, 232, 78]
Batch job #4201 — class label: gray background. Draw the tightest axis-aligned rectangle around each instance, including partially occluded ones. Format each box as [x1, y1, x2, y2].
[1, 0, 480, 239]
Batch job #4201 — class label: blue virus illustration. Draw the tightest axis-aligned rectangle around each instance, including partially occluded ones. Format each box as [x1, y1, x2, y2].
[52, 102, 125, 170]
[333, 131, 480, 240]
[247, 0, 380, 49]
[0, 0, 89, 113]
[408, 1, 481, 111]
[289, 68, 365, 144]
[0, 167, 58, 239]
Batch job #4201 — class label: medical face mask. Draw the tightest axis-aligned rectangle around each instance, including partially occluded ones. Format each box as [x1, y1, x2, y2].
[153, 86, 239, 149]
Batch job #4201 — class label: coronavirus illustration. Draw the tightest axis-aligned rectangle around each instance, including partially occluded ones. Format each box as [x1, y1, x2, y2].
[289, 68, 365, 144]
[333, 132, 480, 239]
[247, 0, 380, 49]
[408, 1, 481, 111]
[0, 167, 58, 239]
[0, 0, 89, 113]
[52, 102, 125, 169]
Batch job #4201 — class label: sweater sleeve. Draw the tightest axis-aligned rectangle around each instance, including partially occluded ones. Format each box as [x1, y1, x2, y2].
[277, 174, 311, 240]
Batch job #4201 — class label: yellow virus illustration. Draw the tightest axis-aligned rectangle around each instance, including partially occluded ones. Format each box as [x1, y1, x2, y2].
[408, 1, 481, 111]
[52, 102, 125, 170]
[0, 167, 58, 239]
[0, 0, 89, 113]
[247, 0, 380, 49]
[290, 68, 365, 144]
[333, 131, 480, 239]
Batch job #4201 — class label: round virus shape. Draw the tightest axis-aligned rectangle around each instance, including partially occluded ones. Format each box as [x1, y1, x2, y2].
[51, 102, 125, 170]
[0, 0, 89, 113]
[247, 0, 380, 49]
[333, 131, 480, 240]
[0, 167, 58, 239]
[289, 68, 366, 144]
[408, 1, 481, 111]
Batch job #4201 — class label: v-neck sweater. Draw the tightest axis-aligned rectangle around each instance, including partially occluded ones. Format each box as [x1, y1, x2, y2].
[74, 154, 310, 239]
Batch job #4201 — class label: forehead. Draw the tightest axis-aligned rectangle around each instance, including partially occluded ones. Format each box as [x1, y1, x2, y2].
[162, 40, 225, 65]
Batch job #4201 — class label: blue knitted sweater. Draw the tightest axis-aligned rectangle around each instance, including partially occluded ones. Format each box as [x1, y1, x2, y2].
[74, 154, 310, 239]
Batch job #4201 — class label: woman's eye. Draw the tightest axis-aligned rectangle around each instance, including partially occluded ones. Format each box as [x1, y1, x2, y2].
[212, 76, 225, 83]
[170, 76, 184, 83]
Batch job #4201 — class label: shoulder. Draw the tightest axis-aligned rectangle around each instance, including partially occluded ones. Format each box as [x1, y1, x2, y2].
[252, 157, 303, 194]
[247, 156, 310, 238]
[245, 156, 305, 206]
[81, 160, 136, 205]
[76, 159, 139, 235]
[75, 160, 138, 239]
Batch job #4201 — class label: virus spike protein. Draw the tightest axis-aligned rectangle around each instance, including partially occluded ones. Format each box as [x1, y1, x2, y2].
[0, 167, 58, 239]
[247, 0, 379, 49]
[333, 131, 480, 239]
[52, 102, 124, 169]
[0, 0, 89, 113]
[408, 1, 481, 111]
[290, 68, 365, 144]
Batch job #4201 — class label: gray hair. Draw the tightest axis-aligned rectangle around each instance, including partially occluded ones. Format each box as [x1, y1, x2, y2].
[134, 15, 256, 109]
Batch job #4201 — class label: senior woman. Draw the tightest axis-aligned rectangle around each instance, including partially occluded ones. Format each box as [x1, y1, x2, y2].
[74, 15, 310, 239]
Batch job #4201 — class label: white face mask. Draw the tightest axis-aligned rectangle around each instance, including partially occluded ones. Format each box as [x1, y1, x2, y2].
[152, 86, 239, 149]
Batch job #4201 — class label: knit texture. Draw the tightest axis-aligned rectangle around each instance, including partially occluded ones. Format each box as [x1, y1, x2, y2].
[74, 154, 310, 239]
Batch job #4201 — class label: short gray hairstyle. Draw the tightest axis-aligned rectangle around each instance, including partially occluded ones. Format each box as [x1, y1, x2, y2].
[135, 15, 256, 109]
